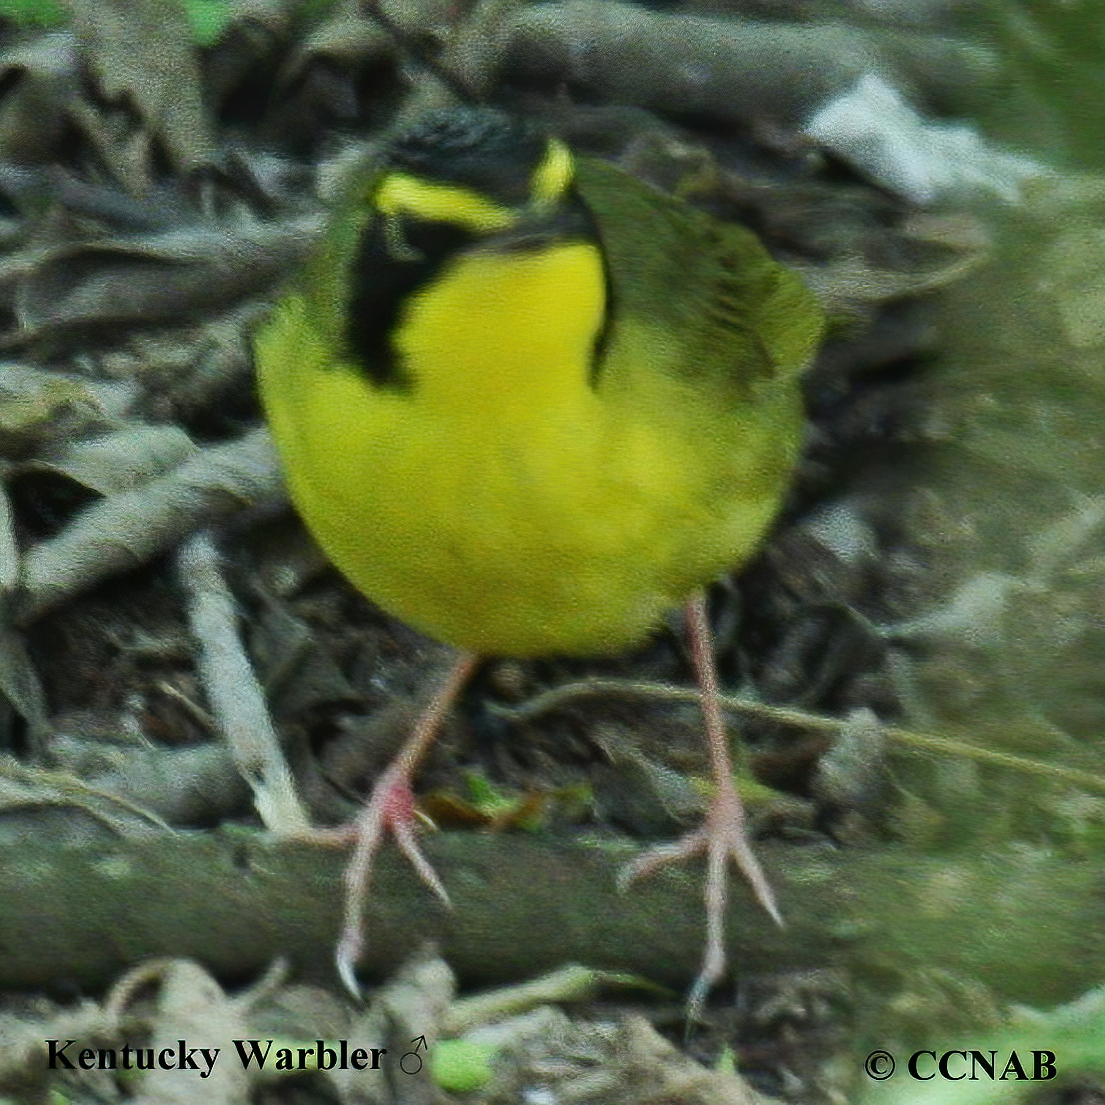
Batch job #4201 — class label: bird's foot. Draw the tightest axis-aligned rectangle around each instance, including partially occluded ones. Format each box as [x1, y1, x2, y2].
[618, 773, 782, 1020]
[617, 594, 784, 1021]
[334, 654, 477, 1000]
[335, 764, 452, 998]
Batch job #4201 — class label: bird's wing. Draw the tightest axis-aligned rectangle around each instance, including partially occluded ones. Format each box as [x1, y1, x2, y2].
[574, 155, 823, 402]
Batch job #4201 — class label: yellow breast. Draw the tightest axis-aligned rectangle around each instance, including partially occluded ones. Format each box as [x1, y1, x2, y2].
[256, 229, 802, 657]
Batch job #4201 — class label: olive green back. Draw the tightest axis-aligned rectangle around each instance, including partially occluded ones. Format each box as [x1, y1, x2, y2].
[574, 156, 824, 402]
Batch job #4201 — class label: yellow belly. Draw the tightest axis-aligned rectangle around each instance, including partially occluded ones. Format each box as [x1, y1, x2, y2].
[256, 242, 801, 657]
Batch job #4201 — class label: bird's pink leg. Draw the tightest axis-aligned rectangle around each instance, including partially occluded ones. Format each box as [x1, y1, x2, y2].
[335, 653, 478, 997]
[620, 594, 782, 1017]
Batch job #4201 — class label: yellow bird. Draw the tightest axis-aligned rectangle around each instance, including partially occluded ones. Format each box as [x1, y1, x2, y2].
[255, 105, 824, 1009]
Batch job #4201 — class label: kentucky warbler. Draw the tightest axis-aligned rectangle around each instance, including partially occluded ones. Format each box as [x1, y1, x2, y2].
[254, 106, 824, 1009]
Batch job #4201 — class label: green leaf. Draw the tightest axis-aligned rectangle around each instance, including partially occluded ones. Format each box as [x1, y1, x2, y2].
[430, 1040, 497, 1093]
[183, 0, 234, 46]
[0, 0, 66, 27]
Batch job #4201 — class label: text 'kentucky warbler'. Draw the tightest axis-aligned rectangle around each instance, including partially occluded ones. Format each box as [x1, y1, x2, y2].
[254, 105, 825, 1011]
